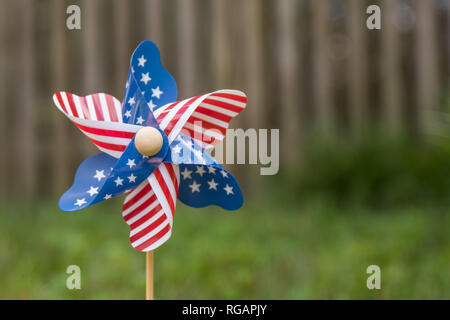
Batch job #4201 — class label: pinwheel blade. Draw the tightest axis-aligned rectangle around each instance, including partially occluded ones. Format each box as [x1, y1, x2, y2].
[122, 163, 179, 251]
[59, 133, 169, 212]
[53, 92, 141, 159]
[154, 89, 247, 148]
[122, 40, 177, 127]
[177, 164, 243, 211]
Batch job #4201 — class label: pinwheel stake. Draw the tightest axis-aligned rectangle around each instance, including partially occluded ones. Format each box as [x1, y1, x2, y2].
[53, 41, 247, 299]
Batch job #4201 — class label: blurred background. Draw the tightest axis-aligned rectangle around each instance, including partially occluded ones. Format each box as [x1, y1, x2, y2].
[0, 0, 450, 299]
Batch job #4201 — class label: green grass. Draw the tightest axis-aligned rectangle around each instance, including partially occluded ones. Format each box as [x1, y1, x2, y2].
[0, 196, 449, 299]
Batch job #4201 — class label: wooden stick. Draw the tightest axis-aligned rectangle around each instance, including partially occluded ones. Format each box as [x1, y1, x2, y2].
[146, 251, 154, 300]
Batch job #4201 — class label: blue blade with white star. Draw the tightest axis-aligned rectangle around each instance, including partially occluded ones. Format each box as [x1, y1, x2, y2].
[177, 163, 244, 211]
[122, 41, 177, 127]
[59, 130, 170, 212]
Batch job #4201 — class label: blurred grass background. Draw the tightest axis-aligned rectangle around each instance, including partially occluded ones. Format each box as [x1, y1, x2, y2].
[1, 132, 450, 299]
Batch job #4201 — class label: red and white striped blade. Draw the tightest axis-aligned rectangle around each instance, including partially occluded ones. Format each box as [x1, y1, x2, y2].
[122, 163, 180, 252]
[53, 92, 142, 158]
[154, 90, 247, 150]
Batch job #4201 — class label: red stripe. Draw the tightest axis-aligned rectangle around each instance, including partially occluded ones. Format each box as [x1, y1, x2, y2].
[65, 93, 79, 118]
[203, 98, 244, 113]
[187, 116, 227, 135]
[156, 102, 178, 123]
[78, 95, 92, 119]
[135, 223, 171, 251]
[91, 94, 105, 121]
[153, 169, 176, 214]
[85, 136, 126, 152]
[123, 193, 157, 222]
[181, 127, 217, 146]
[129, 204, 162, 230]
[104, 94, 119, 122]
[166, 165, 179, 196]
[73, 122, 136, 139]
[55, 92, 68, 113]
[194, 106, 233, 123]
[123, 184, 151, 211]
[130, 214, 166, 243]
[211, 92, 247, 103]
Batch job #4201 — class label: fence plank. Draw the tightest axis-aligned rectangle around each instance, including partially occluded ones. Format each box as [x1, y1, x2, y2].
[416, 0, 439, 133]
[177, 0, 197, 98]
[380, 0, 403, 131]
[82, 0, 102, 155]
[51, 0, 69, 193]
[0, 1, 6, 198]
[348, 0, 368, 132]
[275, 0, 300, 163]
[114, 0, 130, 97]
[312, 0, 333, 133]
[146, 0, 163, 47]
[19, 0, 36, 199]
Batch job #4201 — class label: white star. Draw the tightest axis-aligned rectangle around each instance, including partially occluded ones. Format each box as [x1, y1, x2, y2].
[208, 166, 216, 174]
[114, 176, 123, 186]
[221, 170, 229, 178]
[74, 198, 87, 207]
[224, 184, 234, 195]
[137, 54, 147, 67]
[93, 170, 106, 181]
[136, 116, 145, 125]
[196, 166, 206, 176]
[125, 81, 129, 88]
[181, 167, 192, 180]
[103, 194, 112, 200]
[151, 86, 163, 99]
[141, 91, 145, 95]
[208, 179, 218, 191]
[141, 72, 151, 85]
[126, 158, 136, 168]
[147, 100, 156, 110]
[189, 181, 201, 193]
[128, 174, 137, 183]
[124, 109, 131, 118]
[128, 97, 136, 106]
[87, 186, 99, 196]
[172, 145, 182, 155]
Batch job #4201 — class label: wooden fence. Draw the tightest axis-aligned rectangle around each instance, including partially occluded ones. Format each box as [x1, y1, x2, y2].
[0, 0, 448, 198]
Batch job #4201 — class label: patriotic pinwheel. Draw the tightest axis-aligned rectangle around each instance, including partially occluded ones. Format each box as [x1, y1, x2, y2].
[52, 41, 246, 298]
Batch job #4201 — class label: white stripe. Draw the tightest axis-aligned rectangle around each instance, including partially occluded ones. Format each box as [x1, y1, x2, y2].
[72, 94, 85, 119]
[131, 221, 169, 247]
[124, 180, 148, 204]
[206, 95, 246, 109]
[130, 209, 165, 236]
[122, 189, 154, 217]
[60, 92, 74, 117]
[189, 111, 228, 128]
[114, 98, 123, 121]
[167, 94, 208, 143]
[82, 131, 131, 147]
[159, 164, 177, 205]
[198, 102, 238, 117]
[99, 93, 111, 122]
[158, 99, 189, 131]
[127, 199, 160, 225]
[141, 228, 172, 252]
[85, 95, 98, 121]
[71, 116, 141, 133]
[148, 169, 173, 227]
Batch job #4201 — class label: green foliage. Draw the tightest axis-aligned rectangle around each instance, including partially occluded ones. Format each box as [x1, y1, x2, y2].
[0, 197, 449, 299]
[289, 133, 450, 208]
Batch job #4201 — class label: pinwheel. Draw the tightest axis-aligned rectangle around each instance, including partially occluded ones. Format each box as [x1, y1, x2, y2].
[52, 41, 247, 299]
